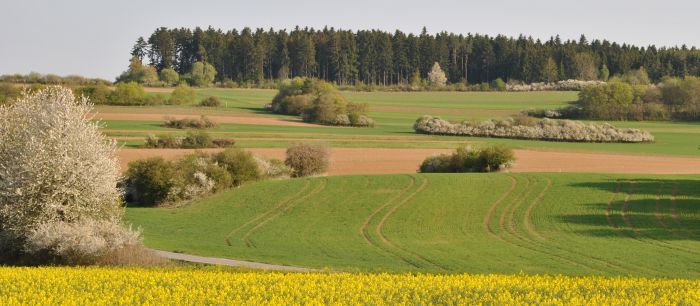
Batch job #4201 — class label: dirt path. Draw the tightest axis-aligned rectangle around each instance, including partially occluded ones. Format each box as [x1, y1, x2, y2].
[152, 250, 319, 272]
[117, 148, 700, 175]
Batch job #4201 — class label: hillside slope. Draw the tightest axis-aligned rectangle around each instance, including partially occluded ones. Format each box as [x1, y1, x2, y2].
[125, 173, 700, 277]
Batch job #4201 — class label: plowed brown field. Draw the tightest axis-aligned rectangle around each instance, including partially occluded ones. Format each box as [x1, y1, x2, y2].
[117, 148, 700, 175]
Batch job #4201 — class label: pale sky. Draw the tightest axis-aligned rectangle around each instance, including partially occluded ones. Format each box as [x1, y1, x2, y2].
[2, 0, 698, 80]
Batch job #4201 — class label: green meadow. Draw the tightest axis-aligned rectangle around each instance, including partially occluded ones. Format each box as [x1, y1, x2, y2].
[126, 173, 700, 277]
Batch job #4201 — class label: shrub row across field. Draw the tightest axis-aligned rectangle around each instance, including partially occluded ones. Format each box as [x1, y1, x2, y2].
[162, 115, 218, 129]
[144, 131, 233, 149]
[420, 145, 515, 173]
[414, 115, 654, 143]
[2, 267, 698, 305]
[125, 143, 329, 206]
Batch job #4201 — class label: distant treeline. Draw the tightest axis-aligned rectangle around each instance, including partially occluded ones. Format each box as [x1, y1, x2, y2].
[0, 73, 110, 86]
[132, 26, 700, 85]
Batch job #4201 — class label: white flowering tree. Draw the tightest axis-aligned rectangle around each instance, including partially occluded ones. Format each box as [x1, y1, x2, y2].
[0, 87, 127, 258]
[427, 62, 447, 87]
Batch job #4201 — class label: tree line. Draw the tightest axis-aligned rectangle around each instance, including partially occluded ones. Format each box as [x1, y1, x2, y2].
[133, 26, 700, 86]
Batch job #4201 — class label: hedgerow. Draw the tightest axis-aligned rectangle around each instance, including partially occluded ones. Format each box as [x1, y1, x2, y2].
[419, 145, 515, 173]
[413, 115, 654, 143]
[163, 115, 218, 129]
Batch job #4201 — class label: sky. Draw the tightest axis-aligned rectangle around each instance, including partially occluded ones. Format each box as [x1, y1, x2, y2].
[2, 0, 699, 80]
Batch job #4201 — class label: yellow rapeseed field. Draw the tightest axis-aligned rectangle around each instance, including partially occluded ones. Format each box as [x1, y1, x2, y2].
[0, 267, 698, 305]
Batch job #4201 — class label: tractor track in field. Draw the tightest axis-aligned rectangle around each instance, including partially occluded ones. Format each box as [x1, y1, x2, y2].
[482, 176, 518, 236]
[375, 176, 450, 271]
[224, 180, 312, 246]
[484, 175, 602, 273]
[502, 176, 615, 274]
[298, 178, 356, 261]
[519, 177, 632, 274]
[522, 177, 553, 241]
[242, 178, 328, 248]
[359, 175, 420, 268]
[594, 181, 668, 275]
[499, 175, 535, 240]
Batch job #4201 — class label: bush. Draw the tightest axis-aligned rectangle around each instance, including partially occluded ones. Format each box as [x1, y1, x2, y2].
[166, 153, 232, 202]
[255, 156, 293, 179]
[199, 96, 221, 107]
[74, 83, 111, 105]
[419, 145, 515, 173]
[303, 90, 348, 124]
[163, 116, 218, 129]
[480, 145, 516, 172]
[661, 77, 700, 120]
[491, 78, 506, 91]
[168, 84, 196, 105]
[214, 148, 262, 186]
[285, 142, 330, 177]
[189, 61, 217, 87]
[124, 158, 177, 206]
[159, 68, 180, 86]
[418, 154, 453, 173]
[143, 94, 167, 106]
[414, 115, 654, 143]
[144, 134, 182, 148]
[124, 153, 238, 206]
[578, 82, 634, 120]
[181, 130, 212, 148]
[271, 77, 374, 127]
[25, 220, 141, 265]
[109, 82, 146, 105]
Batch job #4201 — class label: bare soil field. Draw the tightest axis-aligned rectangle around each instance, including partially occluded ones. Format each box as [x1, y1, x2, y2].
[117, 148, 700, 175]
[94, 113, 318, 127]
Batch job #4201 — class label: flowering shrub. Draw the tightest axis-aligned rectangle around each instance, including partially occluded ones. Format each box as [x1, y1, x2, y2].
[144, 131, 234, 149]
[0, 87, 126, 257]
[163, 115, 218, 129]
[414, 115, 654, 143]
[125, 148, 263, 206]
[255, 156, 293, 179]
[285, 142, 330, 177]
[25, 219, 141, 265]
[0, 86, 146, 264]
[506, 79, 604, 91]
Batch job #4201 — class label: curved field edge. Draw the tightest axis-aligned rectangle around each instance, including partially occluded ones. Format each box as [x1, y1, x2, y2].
[2, 267, 699, 305]
[124, 173, 700, 277]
